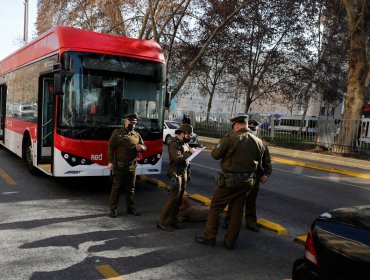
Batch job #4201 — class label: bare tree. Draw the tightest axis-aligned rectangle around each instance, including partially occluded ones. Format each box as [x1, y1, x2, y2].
[193, 45, 234, 122]
[334, 0, 370, 152]
[36, 0, 250, 100]
[228, 0, 305, 114]
[169, 0, 251, 98]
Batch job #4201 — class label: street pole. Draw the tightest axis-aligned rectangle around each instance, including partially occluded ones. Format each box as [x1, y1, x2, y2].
[23, 0, 29, 43]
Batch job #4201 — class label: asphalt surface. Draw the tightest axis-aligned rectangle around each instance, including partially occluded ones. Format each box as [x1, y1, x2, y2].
[198, 136, 370, 177]
[143, 135, 370, 233]
[1, 139, 369, 280]
[0, 148, 303, 280]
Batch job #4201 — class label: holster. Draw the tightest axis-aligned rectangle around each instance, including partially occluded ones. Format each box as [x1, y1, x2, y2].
[215, 171, 225, 188]
[115, 160, 136, 172]
[218, 172, 256, 188]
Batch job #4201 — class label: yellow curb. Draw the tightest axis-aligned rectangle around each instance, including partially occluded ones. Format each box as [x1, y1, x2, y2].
[294, 235, 307, 245]
[0, 169, 17, 185]
[137, 175, 169, 190]
[96, 264, 125, 280]
[139, 176, 289, 236]
[272, 157, 370, 180]
[257, 218, 288, 235]
[190, 193, 211, 206]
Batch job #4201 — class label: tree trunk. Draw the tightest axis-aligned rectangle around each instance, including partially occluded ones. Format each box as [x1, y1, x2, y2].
[334, 0, 369, 153]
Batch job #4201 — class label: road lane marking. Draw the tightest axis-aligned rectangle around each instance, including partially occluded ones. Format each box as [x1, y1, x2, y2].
[96, 265, 125, 280]
[2, 191, 19, 194]
[187, 153, 370, 181]
[272, 157, 370, 180]
[274, 167, 370, 191]
[0, 169, 17, 185]
[191, 162, 219, 171]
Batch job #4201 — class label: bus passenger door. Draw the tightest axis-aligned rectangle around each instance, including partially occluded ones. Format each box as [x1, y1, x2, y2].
[38, 75, 54, 165]
[0, 85, 6, 141]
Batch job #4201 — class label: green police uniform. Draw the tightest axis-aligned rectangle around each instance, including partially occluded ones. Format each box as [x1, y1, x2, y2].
[245, 143, 272, 228]
[224, 140, 272, 230]
[108, 117, 145, 214]
[157, 124, 193, 229]
[196, 115, 265, 249]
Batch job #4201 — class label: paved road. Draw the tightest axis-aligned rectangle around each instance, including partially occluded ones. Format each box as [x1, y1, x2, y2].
[0, 144, 369, 280]
[162, 147, 370, 237]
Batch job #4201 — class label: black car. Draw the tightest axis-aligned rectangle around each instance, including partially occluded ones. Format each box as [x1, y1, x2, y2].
[293, 205, 370, 280]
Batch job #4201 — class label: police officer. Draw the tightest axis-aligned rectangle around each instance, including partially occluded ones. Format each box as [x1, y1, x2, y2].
[244, 141, 271, 231]
[223, 123, 272, 232]
[108, 113, 147, 218]
[157, 123, 195, 231]
[195, 115, 265, 249]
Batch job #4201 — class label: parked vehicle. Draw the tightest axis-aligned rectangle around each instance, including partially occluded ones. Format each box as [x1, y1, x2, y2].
[292, 205, 370, 280]
[7, 103, 35, 118]
[275, 115, 318, 135]
[163, 120, 198, 145]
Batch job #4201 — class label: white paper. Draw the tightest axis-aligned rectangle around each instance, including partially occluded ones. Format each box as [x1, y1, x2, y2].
[186, 147, 206, 162]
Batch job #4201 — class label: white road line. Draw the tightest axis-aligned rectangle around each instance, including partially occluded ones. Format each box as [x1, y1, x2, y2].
[274, 167, 370, 191]
[193, 160, 370, 190]
[191, 162, 220, 171]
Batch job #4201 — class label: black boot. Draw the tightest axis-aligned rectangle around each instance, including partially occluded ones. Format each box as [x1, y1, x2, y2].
[156, 222, 174, 232]
[109, 209, 117, 218]
[194, 236, 216, 247]
[246, 225, 259, 232]
[127, 208, 141, 216]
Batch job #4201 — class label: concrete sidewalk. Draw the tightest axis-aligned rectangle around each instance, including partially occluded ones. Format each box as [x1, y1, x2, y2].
[198, 136, 370, 176]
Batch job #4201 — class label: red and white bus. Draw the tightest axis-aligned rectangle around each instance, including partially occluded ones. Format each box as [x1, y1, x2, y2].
[0, 26, 169, 177]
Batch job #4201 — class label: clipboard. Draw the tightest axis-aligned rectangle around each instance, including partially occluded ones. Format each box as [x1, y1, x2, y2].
[186, 147, 206, 161]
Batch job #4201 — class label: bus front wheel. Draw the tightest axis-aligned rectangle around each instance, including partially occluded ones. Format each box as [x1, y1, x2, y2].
[25, 143, 38, 175]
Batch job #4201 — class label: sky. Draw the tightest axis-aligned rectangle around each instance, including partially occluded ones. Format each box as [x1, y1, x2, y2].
[0, 0, 38, 60]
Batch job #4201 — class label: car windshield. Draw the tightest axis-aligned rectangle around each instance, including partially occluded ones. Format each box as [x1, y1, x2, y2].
[166, 121, 180, 129]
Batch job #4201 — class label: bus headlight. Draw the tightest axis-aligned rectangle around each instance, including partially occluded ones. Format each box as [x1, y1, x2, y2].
[61, 152, 93, 167]
[137, 153, 162, 165]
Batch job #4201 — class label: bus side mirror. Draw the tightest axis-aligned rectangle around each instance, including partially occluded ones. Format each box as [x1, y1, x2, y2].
[165, 90, 171, 108]
[54, 73, 64, 95]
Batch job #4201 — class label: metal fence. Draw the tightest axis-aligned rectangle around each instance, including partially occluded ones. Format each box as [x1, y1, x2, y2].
[169, 111, 370, 157]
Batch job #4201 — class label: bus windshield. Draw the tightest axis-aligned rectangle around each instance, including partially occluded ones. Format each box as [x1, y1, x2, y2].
[57, 52, 165, 140]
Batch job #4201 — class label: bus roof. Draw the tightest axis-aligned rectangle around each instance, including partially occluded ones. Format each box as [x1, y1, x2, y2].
[0, 26, 165, 75]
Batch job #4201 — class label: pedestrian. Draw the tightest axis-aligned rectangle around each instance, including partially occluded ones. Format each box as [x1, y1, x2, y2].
[223, 127, 272, 232]
[107, 113, 147, 218]
[244, 143, 271, 231]
[195, 114, 266, 249]
[248, 119, 260, 136]
[182, 114, 191, 125]
[157, 123, 195, 231]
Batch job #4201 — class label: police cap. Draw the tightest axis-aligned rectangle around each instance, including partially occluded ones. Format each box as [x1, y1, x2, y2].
[248, 119, 260, 131]
[124, 113, 140, 121]
[230, 114, 248, 127]
[176, 123, 193, 135]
